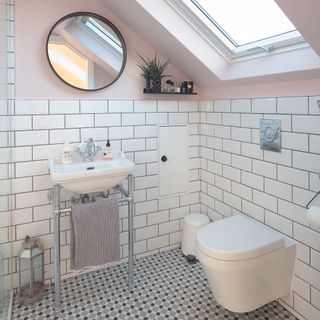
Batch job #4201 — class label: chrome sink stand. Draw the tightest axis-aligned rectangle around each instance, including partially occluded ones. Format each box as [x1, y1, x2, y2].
[48, 174, 134, 319]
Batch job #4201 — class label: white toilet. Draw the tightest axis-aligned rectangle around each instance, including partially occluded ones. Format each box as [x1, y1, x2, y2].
[196, 215, 296, 313]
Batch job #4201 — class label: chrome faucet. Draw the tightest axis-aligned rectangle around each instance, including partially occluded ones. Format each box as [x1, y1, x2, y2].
[76, 138, 101, 162]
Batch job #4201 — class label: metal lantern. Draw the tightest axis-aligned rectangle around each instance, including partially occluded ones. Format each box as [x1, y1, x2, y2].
[18, 236, 44, 303]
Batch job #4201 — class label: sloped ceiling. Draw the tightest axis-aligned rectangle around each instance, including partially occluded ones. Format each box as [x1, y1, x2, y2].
[102, 0, 320, 88]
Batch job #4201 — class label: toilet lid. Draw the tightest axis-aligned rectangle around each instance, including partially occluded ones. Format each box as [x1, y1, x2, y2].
[196, 215, 284, 261]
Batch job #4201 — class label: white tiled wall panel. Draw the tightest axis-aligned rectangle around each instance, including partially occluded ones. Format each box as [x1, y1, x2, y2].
[8, 98, 200, 296]
[200, 96, 320, 320]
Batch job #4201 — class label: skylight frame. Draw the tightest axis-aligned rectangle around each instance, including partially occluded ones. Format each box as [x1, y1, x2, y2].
[166, 0, 307, 60]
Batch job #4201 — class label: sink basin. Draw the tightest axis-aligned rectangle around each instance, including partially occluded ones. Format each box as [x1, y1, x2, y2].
[49, 151, 135, 193]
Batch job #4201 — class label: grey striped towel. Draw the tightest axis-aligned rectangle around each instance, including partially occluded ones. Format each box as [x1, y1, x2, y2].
[70, 199, 120, 270]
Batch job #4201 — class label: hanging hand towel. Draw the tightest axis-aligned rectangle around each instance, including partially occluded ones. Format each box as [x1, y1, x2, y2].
[70, 199, 120, 270]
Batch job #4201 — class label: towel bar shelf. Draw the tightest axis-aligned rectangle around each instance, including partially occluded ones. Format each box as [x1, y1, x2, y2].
[48, 174, 134, 318]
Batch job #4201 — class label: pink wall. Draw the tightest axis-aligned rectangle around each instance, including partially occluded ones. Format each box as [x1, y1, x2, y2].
[15, 0, 191, 100]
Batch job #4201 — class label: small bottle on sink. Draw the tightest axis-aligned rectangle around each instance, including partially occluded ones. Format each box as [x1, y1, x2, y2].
[62, 141, 72, 164]
[103, 140, 113, 160]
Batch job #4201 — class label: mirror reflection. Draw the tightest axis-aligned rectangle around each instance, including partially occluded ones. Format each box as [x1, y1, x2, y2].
[46, 12, 126, 91]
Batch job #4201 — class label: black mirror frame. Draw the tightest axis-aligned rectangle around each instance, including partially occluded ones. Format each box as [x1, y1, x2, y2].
[46, 11, 127, 91]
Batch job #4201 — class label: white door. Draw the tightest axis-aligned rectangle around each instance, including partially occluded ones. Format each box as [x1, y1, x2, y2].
[159, 125, 188, 197]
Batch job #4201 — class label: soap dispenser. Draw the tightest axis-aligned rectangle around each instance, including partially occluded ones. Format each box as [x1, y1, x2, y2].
[103, 140, 113, 160]
[62, 141, 72, 164]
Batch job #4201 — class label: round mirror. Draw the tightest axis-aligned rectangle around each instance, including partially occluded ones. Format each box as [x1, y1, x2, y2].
[46, 12, 127, 91]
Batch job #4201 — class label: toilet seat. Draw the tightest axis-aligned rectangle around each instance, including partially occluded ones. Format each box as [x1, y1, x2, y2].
[196, 215, 284, 261]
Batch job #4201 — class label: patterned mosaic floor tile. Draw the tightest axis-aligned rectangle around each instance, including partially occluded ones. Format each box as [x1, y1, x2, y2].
[11, 248, 297, 320]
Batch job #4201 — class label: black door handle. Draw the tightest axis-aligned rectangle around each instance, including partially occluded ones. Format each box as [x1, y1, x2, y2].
[161, 155, 168, 162]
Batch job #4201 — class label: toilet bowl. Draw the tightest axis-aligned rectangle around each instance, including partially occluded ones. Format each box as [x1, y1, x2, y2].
[196, 215, 296, 313]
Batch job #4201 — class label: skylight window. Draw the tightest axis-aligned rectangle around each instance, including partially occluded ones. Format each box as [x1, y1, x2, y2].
[177, 0, 307, 59]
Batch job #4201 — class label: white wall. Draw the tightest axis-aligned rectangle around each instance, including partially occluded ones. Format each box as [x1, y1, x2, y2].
[200, 97, 320, 320]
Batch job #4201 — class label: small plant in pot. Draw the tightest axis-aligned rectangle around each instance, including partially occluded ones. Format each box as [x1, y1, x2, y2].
[137, 51, 169, 93]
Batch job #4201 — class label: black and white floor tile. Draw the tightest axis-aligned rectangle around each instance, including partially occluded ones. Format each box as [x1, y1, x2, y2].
[12, 248, 297, 320]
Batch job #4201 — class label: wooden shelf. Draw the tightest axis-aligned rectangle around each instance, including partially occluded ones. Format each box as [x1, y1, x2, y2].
[143, 92, 197, 95]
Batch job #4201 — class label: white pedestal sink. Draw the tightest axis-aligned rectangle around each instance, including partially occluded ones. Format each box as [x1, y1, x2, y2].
[49, 151, 135, 194]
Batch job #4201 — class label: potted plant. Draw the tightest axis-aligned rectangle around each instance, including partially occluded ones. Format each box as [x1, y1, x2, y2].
[137, 51, 169, 93]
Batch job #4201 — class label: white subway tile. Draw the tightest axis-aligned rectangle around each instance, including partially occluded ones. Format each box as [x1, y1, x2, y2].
[207, 160, 222, 175]
[294, 223, 320, 250]
[16, 160, 48, 178]
[158, 100, 178, 112]
[201, 147, 214, 160]
[214, 125, 230, 139]
[215, 175, 231, 192]
[265, 178, 292, 201]
[311, 250, 320, 271]
[232, 154, 251, 171]
[10, 146, 32, 162]
[80, 100, 107, 113]
[199, 100, 213, 112]
[148, 210, 169, 225]
[310, 135, 320, 154]
[135, 225, 158, 241]
[179, 100, 198, 112]
[147, 235, 169, 250]
[33, 115, 64, 130]
[169, 113, 188, 125]
[50, 100, 79, 114]
[135, 150, 158, 164]
[134, 100, 157, 112]
[95, 113, 121, 127]
[222, 113, 240, 126]
[241, 143, 263, 159]
[293, 151, 320, 173]
[11, 116, 30, 131]
[15, 100, 48, 115]
[265, 210, 292, 236]
[293, 116, 320, 134]
[11, 208, 32, 225]
[293, 187, 316, 207]
[279, 200, 307, 226]
[241, 171, 264, 190]
[264, 149, 292, 166]
[122, 139, 145, 152]
[80, 128, 108, 141]
[223, 139, 241, 154]
[295, 291, 320, 320]
[252, 159, 277, 179]
[16, 190, 48, 209]
[292, 276, 310, 301]
[15, 130, 48, 146]
[310, 172, 320, 192]
[214, 99, 230, 112]
[215, 150, 231, 165]
[231, 127, 251, 142]
[146, 138, 157, 150]
[277, 97, 308, 114]
[232, 181, 252, 201]
[278, 165, 309, 189]
[231, 99, 251, 113]
[201, 124, 214, 136]
[66, 114, 94, 128]
[223, 165, 240, 182]
[159, 197, 180, 211]
[135, 175, 158, 190]
[252, 98, 276, 113]
[33, 175, 51, 191]
[135, 126, 157, 138]
[205, 112, 219, 126]
[32, 144, 63, 160]
[11, 177, 32, 194]
[241, 114, 261, 128]
[109, 100, 133, 113]
[135, 200, 158, 216]
[122, 113, 145, 126]
[189, 112, 200, 124]
[16, 220, 50, 240]
[146, 113, 167, 125]
[215, 199, 232, 217]
[295, 259, 320, 291]
[311, 287, 320, 310]
[50, 129, 79, 144]
[159, 220, 180, 235]
[282, 132, 308, 152]
[253, 190, 277, 212]
[109, 126, 133, 139]
[0, 116, 10, 131]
